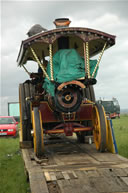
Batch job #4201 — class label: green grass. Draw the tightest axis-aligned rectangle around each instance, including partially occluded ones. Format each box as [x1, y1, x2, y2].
[0, 137, 30, 193]
[112, 114, 128, 158]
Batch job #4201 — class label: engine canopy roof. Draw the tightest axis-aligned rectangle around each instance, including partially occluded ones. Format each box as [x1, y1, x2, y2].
[17, 27, 116, 66]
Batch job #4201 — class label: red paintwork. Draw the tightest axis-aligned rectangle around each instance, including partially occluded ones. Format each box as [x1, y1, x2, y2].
[39, 101, 93, 134]
[39, 101, 93, 123]
[76, 104, 93, 120]
[39, 102, 58, 122]
[44, 126, 92, 135]
[0, 116, 18, 137]
[44, 122, 93, 136]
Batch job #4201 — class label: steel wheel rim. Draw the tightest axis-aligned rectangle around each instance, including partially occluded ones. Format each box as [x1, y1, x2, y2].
[32, 108, 44, 157]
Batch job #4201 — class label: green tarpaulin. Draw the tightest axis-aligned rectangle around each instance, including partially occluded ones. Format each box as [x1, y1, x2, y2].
[43, 49, 98, 96]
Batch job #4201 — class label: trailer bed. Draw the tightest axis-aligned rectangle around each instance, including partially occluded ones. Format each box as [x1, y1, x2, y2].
[22, 137, 128, 193]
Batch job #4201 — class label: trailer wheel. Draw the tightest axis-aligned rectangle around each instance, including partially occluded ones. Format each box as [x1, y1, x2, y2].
[32, 107, 44, 157]
[92, 103, 107, 152]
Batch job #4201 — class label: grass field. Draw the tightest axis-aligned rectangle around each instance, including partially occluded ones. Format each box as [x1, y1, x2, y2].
[0, 114, 127, 193]
[0, 138, 30, 193]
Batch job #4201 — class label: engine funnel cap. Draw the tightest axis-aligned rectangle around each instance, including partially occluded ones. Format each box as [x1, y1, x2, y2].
[54, 18, 71, 28]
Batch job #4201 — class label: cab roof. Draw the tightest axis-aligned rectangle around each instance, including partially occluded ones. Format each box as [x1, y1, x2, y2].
[17, 27, 116, 66]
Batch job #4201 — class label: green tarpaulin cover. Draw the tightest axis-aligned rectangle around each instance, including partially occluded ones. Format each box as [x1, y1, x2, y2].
[43, 49, 98, 96]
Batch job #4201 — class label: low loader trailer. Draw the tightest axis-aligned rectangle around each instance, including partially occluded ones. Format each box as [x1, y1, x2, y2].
[21, 130, 128, 193]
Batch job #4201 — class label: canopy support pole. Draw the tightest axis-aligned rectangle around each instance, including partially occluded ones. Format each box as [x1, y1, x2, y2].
[30, 47, 50, 80]
[92, 42, 107, 78]
[49, 44, 54, 81]
[83, 42, 90, 78]
[22, 65, 31, 76]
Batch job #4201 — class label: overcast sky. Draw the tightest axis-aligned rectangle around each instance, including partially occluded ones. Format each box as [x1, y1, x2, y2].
[1, 0, 128, 115]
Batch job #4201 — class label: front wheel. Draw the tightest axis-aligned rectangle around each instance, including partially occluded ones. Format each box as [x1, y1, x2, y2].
[92, 103, 107, 152]
[32, 107, 44, 157]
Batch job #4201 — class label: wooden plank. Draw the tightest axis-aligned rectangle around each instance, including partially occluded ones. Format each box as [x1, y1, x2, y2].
[49, 172, 57, 181]
[71, 171, 78, 179]
[90, 175, 123, 193]
[120, 177, 128, 186]
[125, 167, 128, 175]
[20, 141, 33, 149]
[94, 169, 128, 192]
[22, 149, 31, 161]
[89, 152, 122, 162]
[44, 171, 57, 182]
[68, 171, 78, 179]
[113, 163, 128, 169]
[54, 152, 99, 166]
[69, 171, 98, 193]
[110, 192, 128, 193]
[69, 179, 90, 193]
[113, 168, 128, 177]
[84, 169, 99, 177]
[58, 179, 79, 193]
[56, 171, 64, 180]
[29, 169, 49, 193]
[44, 171, 52, 182]
[22, 149, 34, 170]
[62, 171, 70, 180]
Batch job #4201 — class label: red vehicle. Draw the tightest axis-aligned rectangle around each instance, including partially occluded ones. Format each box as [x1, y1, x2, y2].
[0, 116, 18, 137]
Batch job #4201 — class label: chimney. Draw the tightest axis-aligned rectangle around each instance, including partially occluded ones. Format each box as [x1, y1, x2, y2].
[54, 18, 71, 28]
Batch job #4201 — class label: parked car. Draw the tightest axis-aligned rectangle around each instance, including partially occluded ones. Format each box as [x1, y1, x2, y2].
[0, 116, 18, 137]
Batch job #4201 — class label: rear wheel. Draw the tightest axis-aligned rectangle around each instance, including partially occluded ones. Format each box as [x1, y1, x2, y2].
[32, 107, 44, 157]
[19, 84, 28, 141]
[84, 85, 95, 137]
[85, 87, 91, 100]
[76, 86, 95, 143]
[92, 103, 107, 152]
[24, 83, 32, 141]
[19, 83, 35, 142]
[85, 85, 95, 102]
[89, 85, 96, 102]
